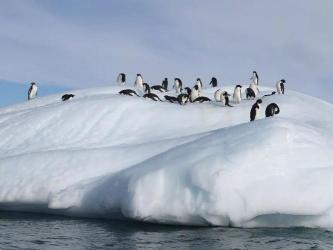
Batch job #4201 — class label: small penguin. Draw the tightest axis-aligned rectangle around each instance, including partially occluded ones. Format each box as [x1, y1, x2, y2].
[209, 77, 218, 87]
[276, 79, 286, 94]
[151, 85, 167, 92]
[117, 73, 126, 86]
[62, 94, 75, 101]
[28, 82, 38, 100]
[192, 96, 211, 103]
[250, 71, 259, 85]
[142, 84, 163, 101]
[214, 89, 223, 102]
[177, 93, 189, 105]
[196, 78, 203, 91]
[233, 85, 242, 104]
[164, 95, 178, 103]
[190, 85, 200, 102]
[263, 91, 276, 98]
[220, 91, 233, 107]
[162, 78, 168, 91]
[119, 89, 140, 97]
[174, 78, 183, 93]
[265, 103, 280, 117]
[134, 74, 144, 92]
[245, 88, 256, 99]
[250, 99, 263, 121]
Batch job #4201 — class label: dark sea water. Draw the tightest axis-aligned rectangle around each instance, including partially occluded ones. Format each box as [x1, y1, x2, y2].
[0, 212, 333, 250]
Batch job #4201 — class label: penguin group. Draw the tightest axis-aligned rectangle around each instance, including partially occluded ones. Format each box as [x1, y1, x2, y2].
[26, 70, 286, 123]
[117, 71, 286, 122]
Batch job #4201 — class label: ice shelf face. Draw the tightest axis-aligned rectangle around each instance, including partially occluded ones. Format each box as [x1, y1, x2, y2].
[0, 85, 333, 228]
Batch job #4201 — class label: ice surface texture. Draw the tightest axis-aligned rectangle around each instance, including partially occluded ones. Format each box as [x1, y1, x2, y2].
[0, 85, 333, 228]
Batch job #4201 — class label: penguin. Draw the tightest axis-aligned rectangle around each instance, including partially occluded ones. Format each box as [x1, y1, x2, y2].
[183, 87, 191, 96]
[28, 82, 38, 100]
[117, 73, 126, 86]
[245, 87, 256, 99]
[265, 103, 280, 117]
[61, 94, 75, 101]
[209, 77, 218, 87]
[174, 78, 182, 93]
[164, 95, 178, 103]
[177, 93, 189, 105]
[192, 96, 211, 103]
[250, 99, 263, 121]
[233, 85, 242, 104]
[151, 85, 167, 92]
[276, 79, 286, 94]
[220, 91, 233, 107]
[134, 74, 144, 92]
[214, 89, 223, 102]
[263, 91, 276, 98]
[142, 84, 163, 101]
[196, 78, 203, 91]
[161, 78, 168, 91]
[119, 89, 140, 97]
[250, 71, 259, 85]
[190, 85, 200, 102]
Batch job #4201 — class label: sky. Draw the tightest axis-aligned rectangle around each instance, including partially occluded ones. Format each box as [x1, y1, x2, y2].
[0, 0, 333, 102]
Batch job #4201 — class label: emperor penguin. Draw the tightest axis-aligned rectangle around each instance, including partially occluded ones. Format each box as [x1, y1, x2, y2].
[28, 82, 38, 100]
[250, 99, 263, 121]
[214, 89, 223, 102]
[190, 85, 200, 102]
[196, 78, 203, 91]
[276, 79, 286, 94]
[134, 74, 144, 92]
[233, 85, 242, 104]
[117, 73, 126, 86]
[250, 71, 259, 85]
[209, 77, 218, 87]
[174, 78, 182, 93]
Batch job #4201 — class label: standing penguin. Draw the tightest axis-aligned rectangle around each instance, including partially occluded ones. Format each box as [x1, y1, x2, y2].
[28, 82, 38, 100]
[117, 73, 126, 86]
[134, 74, 144, 92]
[214, 89, 223, 102]
[233, 85, 242, 104]
[265, 103, 280, 117]
[250, 71, 259, 85]
[196, 78, 203, 91]
[162, 78, 168, 91]
[174, 78, 182, 93]
[190, 85, 200, 102]
[220, 91, 233, 107]
[250, 99, 263, 121]
[276, 79, 286, 94]
[209, 77, 218, 87]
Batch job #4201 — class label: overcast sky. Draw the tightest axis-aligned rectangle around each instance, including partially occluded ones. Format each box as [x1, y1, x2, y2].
[1, 0, 333, 102]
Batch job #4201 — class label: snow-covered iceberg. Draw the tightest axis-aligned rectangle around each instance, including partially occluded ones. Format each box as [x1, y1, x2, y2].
[0, 85, 333, 228]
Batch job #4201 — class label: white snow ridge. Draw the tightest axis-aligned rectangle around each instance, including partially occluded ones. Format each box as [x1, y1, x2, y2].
[0, 85, 333, 228]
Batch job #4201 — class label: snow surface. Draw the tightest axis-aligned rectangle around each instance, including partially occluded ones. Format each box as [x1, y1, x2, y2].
[0, 85, 333, 228]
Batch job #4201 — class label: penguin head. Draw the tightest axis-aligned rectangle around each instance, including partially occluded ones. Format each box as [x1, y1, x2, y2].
[256, 99, 263, 104]
[236, 85, 242, 89]
[136, 74, 141, 77]
[194, 85, 199, 91]
[184, 87, 191, 95]
[253, 71, 257, 74]
[281, 79, 286, 83]
[223, 91, 231, 96]
[31, 82, 36, 86]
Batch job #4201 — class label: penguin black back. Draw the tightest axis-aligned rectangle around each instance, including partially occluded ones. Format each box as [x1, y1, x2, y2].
[162, 78, 168, 91]
[119, 89, 140, 97]
[250, 99, 262, 121]
[62, 94, 75, 101]
[246, 88, 256, 99]
[209, 77, 218, 87]
[265, 103, 280, 117]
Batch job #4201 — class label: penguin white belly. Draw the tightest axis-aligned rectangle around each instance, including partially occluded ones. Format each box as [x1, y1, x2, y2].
[276, 82, 282, 94]
[191, 90, 199, 101]
[233, 90, 241, 104]
[29, 86, 37, 99]
[214, 89, 222, 102]
[249, 83, 258, 95]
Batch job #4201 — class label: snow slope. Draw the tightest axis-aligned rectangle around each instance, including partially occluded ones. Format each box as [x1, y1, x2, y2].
[0, 85, 333, 228]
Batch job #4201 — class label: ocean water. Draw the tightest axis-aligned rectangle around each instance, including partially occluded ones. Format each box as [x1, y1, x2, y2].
[0, 212, 332, 250]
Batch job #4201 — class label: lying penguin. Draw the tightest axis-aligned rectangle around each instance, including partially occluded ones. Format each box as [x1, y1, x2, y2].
[62, 94, 75, 101]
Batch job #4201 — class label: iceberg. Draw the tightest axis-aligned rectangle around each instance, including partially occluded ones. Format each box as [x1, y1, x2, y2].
[0, 85, 333, 228]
